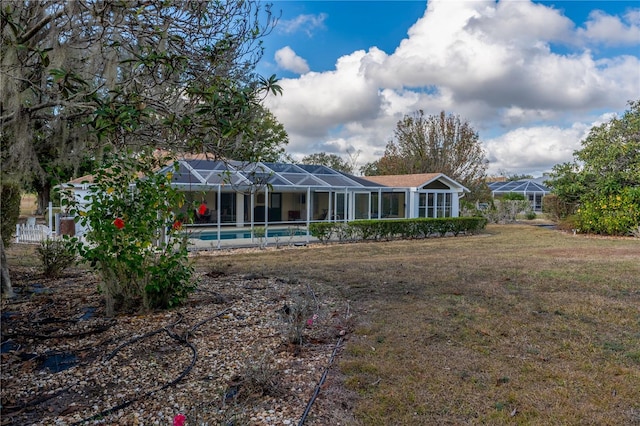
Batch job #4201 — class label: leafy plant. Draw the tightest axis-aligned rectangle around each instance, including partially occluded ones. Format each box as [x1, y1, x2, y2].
[574, 187, 640, 235]
[62, 150, 195, 315]
[1, 180, 21, 246]
[36, 238, 76, 277]
[252, 226, 266, 249]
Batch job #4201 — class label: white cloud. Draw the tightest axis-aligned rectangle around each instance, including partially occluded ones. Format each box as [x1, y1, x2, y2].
[265, 0, 639, 174]
[578, 9, 640, 46]
[484, 123, 589, 175]
[278, 13, 327, 36]
[274, 46, 310, 74]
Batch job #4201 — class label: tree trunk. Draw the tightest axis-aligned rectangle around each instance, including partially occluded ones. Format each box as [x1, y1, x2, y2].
[36, 181, 51, 215]
[1, 238, 15, 298]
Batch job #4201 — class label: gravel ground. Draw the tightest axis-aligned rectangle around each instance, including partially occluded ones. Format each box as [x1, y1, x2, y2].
[1, 261, 357, 426]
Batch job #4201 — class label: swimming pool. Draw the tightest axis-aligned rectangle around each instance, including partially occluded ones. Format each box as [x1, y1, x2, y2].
[194, 228, 308, 241]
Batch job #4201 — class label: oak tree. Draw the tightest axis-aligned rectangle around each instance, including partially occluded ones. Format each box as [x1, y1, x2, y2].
[0, 0, 283, 296]
[362, 110, 489, 199]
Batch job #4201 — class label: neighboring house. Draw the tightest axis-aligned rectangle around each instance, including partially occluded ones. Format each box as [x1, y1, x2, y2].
[64, 159, 469, 240]
[488, 178, 551, 212]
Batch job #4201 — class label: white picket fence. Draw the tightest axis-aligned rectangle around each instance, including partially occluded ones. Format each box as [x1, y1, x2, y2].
[15, 223, 54, 244]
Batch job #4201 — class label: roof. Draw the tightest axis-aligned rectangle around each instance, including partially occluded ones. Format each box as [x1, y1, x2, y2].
[66, 158, 468, 192]
[165, 160, 378, 189]
[488, 179, 550, 193]
[362, 173, 442, 187]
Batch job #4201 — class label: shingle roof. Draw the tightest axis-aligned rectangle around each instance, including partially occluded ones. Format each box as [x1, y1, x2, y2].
[361, 173, 442, 188]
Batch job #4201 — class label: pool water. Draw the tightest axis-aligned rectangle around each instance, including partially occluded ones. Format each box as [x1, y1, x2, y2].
[196, 228, 308, 241]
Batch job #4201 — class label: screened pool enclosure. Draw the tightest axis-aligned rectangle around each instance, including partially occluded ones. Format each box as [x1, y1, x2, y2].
[488, 179, 550, 212]
[160, 159, 469, 228]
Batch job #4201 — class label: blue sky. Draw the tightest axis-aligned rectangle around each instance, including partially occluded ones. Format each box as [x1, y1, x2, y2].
[259, 1, 640, 176]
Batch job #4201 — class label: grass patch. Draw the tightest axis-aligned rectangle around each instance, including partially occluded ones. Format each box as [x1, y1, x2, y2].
[194, 225, 640, 425]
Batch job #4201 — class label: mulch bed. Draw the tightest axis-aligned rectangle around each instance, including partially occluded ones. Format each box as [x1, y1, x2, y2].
[1, 263, 356, 425]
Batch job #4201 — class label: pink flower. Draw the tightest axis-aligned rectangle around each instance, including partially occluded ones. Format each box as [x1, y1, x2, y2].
[113, 217, 125, 230]
[306, 314, 319, 327]
[173, 413, 186, 426]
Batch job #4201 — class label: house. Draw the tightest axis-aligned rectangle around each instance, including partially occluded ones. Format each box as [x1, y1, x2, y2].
[64, 158, 469, 245]
[162, 159, 469, 227]
[487, 178, 551, 212]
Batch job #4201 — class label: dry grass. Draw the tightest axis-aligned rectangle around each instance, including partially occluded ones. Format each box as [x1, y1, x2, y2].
[19, 193, 37, 217]
[6, 225, 638, 424]
[194, 224, 640, 425]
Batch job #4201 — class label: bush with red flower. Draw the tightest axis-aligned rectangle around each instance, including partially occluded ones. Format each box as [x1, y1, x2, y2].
[63, 149, 195, 316]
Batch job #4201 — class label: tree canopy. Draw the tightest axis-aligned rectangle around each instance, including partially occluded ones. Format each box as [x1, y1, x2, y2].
[0, 0, 286, 296]
[362, 110, 489, 200]
[546, 100, 640, 234]
[1, 0, 284, 205]
[301, 152, 354, 174]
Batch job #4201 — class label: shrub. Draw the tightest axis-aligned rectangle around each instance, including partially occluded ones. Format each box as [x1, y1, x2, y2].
[319, 217, 488, 243]
[1, 180, 21, 246]
[542, 194, 576, 221]
[483, 199, 531, 223]
[526, 211, 537, 220]
[308, 222, 334, 243]
[63, 150, 195, 316]
[502, 192, 526, 201]
[574, 187, 640, 235]
[36, 238, 76, 278]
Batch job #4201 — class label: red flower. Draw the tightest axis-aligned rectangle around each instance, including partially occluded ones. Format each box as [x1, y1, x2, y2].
[173, 413, 186, 426]
[198, 203, 207, 215]
[113, 218, 125, 229]
[172, 220, 182, 230]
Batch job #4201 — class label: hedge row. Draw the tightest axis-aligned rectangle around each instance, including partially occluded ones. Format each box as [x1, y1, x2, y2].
[309, 217, 487, 243]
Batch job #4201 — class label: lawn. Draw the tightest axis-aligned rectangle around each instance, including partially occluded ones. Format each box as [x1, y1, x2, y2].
[3, 224, 638, 425]
[198, 224, 640, 425]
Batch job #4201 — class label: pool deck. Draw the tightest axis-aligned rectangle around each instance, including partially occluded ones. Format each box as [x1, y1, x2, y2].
[186, 225, 318, 250]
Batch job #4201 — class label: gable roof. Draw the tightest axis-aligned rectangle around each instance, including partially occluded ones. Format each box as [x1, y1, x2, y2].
[362, 173, 468, 192]
[362, 173, 441, 187]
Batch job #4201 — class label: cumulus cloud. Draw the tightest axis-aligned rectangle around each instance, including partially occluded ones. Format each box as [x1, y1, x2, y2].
[265, 0, 639, 174]
[484, 123, 589, 175]
[578, 9, 640, 45]
[278, 13, 327, 36]
[274, 47, 310, 74]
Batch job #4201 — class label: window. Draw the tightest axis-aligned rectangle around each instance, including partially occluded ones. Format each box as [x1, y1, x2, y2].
[382, 193, 399, 217]
[419, 192, 451, 218]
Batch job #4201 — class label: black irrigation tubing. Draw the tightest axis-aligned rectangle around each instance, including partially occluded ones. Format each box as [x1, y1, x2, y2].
[71, 330, 197, 426]
[105, 314, 184, 361]
[2, 386, 72, 415]
[297, 336, 344, 426]
[72, 308, 231, 425]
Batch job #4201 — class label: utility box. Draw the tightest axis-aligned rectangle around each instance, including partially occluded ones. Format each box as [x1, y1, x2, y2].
[59, 218, 75, 236]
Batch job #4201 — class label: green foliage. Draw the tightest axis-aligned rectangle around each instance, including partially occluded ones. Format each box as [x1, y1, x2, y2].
[308, 223, 334, 243]
[546, 100, 640, 234]
[36, 238, 77, 278]
[362, 110, 488, 201]
[483, 199, 531, 224]
[301, 152, 354, 174]
[0, 179, 21, 246]
[542, 194, 576, 221]
[310, 217, 487, 243]
[2, 1, 280, 213]
[63, 150, 195, 315]
[574, 187, 640, 235]
[501, 192, 526, 201]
